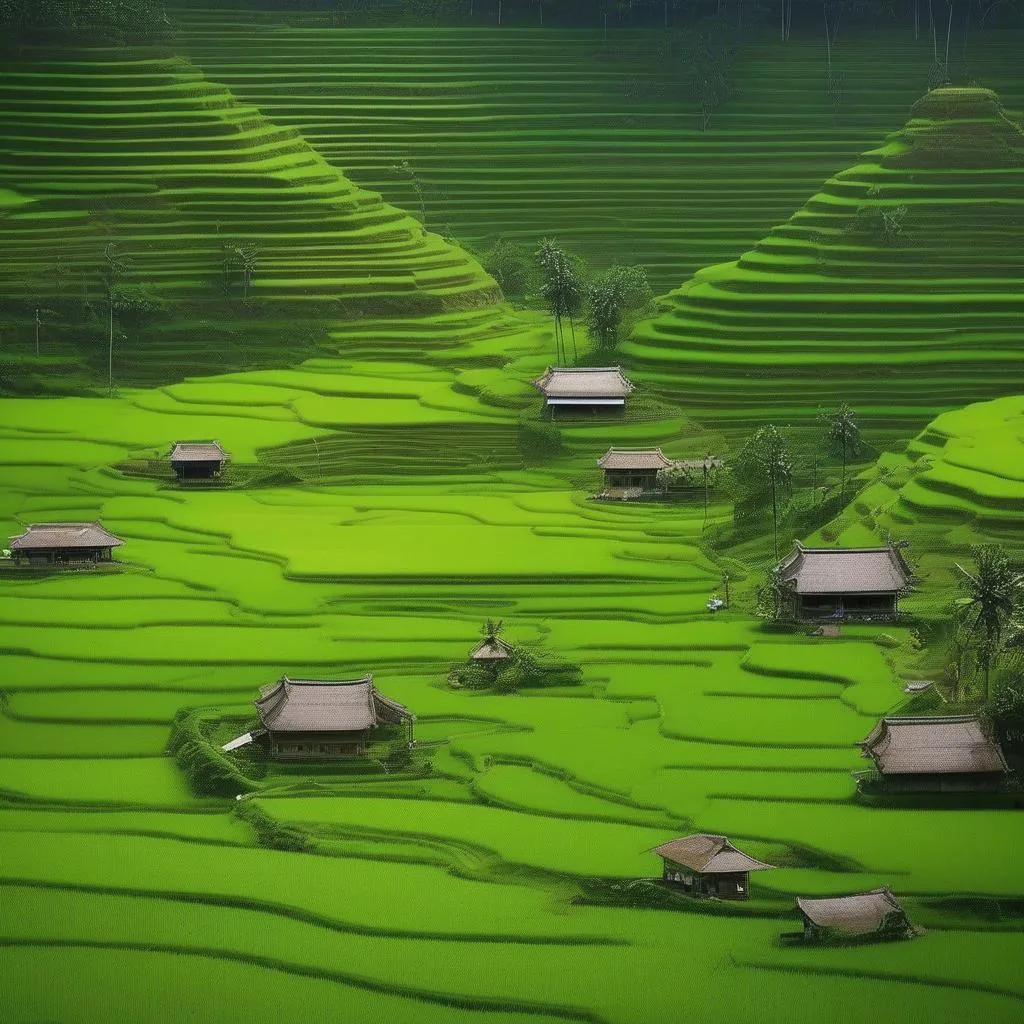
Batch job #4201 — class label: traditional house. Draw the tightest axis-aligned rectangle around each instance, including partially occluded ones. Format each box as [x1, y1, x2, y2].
[469, 635, 513, 662]
[170, 441, 229, 480]
[652, 834, 773, 900]
[860, 715, 1008, 793]
[796, 887, 912, 943]
[597, 448, 672, 494]
[532, 366, 633, 415]
[254, 674, 413, 759]
[775, 542, 912, 619]
[8, 522, 124, 565]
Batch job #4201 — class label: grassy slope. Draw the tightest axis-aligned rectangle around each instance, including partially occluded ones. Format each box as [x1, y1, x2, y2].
[3, 22, 1024, 1024]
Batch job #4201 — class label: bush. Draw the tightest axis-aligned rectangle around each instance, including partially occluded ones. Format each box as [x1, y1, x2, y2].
[517, 418, 562, 461]
[236, 801, 310, 853]
[169, 709, 257, 797]
[992, 683, 1024, 746]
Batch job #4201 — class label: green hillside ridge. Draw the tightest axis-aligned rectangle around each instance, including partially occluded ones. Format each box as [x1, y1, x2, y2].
[808, 393, 1024, 612]
[627, 86, 1024, 435]
[0, 49, 526, 385]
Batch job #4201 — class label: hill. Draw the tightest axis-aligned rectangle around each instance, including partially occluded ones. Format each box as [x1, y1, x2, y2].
[627, 87, 1024, 438]
[0, 49, 508, 384]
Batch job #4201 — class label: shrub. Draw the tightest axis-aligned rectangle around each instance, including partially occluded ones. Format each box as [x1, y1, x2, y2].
[236, 801, 310, 853]
[517, 418, 562, 460]
[169, 709, 256, 798]
[992, 683, 1024, 746]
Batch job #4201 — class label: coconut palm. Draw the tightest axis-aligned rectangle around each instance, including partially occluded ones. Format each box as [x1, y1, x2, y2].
[954, 544, 1024, 701]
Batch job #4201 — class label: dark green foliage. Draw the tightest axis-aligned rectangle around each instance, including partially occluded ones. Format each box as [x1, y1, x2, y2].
[169, 709, 257, 798]
[450, 640, 581, 694]
[822, 403, 862, 496]
[733, 425, 793, 560]
[235, 800, 311, 853]
[585, 265, 652, 351]
[954, 544, 1024, 700]
[517, 417, 563, 460]
[991, 681, 1024, 745]
[536, 238, 583, 363]
[0, 0, 168, 40]
[483, 237, 536, 303]
[846, 204, 910, 245]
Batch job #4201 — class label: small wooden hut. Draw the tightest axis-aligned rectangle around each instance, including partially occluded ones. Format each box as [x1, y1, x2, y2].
[8, 522, 124, 565]
[254, 674, 413, 759]
[797, 887, 912, 943]
[170, 441, 229, 480]
[776, 542, 912, 619]
[652, 833, 773, 900]
[469, 635, 513, 662]
[532, 367, 633, 416]
[860, 715, 1008, 793]
[596, 448, 672, 494]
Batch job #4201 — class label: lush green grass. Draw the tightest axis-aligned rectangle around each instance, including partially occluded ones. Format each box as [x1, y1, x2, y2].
[4, 21, 1024, 1024]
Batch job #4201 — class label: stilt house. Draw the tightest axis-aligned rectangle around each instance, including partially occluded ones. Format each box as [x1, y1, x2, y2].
[9, 522, 124, 565]
[170, 441, 229, 480]
[776, 542, 912, 619]
[532, 367, 633, 415]
[652, 834, 773, 900]
[860, 715, 1008, 793]
[255, 674, 413, 759]
[797, 887, 912, 943]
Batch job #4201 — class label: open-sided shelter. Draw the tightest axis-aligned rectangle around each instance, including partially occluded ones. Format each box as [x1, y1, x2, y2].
[9, 522, 124, 565]
[652, 833, 773, 900]
[776, 542, 912, 619]
[860, 715, 1008, 793]
[532, 366, 633, 415]
[797, 887, 911, 943]
[255, 674, 413, 759]
[170, 440, 229, 480]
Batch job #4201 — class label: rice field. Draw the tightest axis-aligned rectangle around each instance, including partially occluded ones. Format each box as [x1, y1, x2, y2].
[3, 17, 1024, 1024]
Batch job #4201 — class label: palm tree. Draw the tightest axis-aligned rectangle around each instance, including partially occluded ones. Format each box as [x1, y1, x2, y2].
[536, 239, 581, 363]
[481, 617, 504, 641]
[954, 544, 1024, 701]
[824, 403, 861, 497]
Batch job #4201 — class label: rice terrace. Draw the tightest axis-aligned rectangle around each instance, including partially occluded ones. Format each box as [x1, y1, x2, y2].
[4, 1, 1024, 1021]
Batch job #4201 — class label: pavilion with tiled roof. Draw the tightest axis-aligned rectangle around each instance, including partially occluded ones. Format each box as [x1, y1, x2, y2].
[170, 440, 230, 480]
[797, 887, 912, 943]
[860, 715, 1008, 793]
[253, 674, 414, 759]
[776, 542, 912, 619]
[532, 366, 633, 414]
[652, 833, 773, 900]
[8, 522, 124, 566]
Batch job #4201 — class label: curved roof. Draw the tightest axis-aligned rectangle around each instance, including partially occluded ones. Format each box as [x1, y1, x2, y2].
[597, 448, 673, 471]
[797, 887, 906, 936]
[532, 367, 634, 399]
[171, 441, 229, 462]
[9, 522, 124, 550]
[256, 674, 412, 733]
[862, 715, 1007, 775]
[470, 636, 513, 660]
[777, 543, 911, 595]
[652, 834, 773, 874]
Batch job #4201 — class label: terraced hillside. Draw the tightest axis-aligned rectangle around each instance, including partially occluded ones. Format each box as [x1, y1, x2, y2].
[0, 49, 513, 381]
[810, 393, 1024, 609]
[175, 14, 1024, 290]
[628, 87, 1024, 434]
[4, 370, 1024, 1023]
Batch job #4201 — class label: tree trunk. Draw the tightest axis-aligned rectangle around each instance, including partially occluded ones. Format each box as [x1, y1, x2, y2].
[823, 4, 832, 74]
[108, 293, 114, 396]
[962, 0, 971, 60]
[771, 473, 779, 561]
[568, 316, 579, 362]
[35, 309, 40, 357]
[929, 0, 938, 62]
[914, 0, 919, 40]
[944, 0, 955, 69]
[497, 0, 502, 25]
[841, 444, 847, 497]
[664, 1, 669, 29]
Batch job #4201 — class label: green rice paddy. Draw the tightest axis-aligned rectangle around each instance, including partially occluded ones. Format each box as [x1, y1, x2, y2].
[3, 15, 1024, 1024]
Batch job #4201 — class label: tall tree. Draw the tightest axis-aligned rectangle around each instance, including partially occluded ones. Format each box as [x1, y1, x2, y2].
[824, 403, 861, 497]
[734, 424, 793, 560]
[102, 242, 131, 396]
[954, 544, 1024, 701]
[536, 239, 582, 363]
